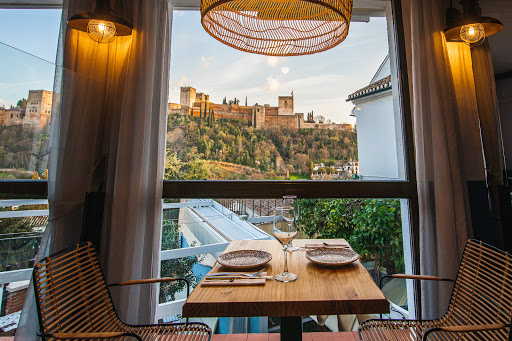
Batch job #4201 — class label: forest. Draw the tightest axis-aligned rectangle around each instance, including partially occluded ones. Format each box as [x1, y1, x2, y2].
[165, 113, 358, 180]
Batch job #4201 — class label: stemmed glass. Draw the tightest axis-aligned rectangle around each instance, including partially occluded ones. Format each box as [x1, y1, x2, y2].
[282, 195, 299, 252]
[273, 205, 298, 282]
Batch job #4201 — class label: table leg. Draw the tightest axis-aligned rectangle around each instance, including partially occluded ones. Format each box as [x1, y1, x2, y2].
[280, 316, 302, 340]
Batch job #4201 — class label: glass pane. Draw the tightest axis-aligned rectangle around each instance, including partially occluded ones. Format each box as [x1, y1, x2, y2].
[0, 8, 61, 181]
[158, 197, 409, 328]
[0, 8, 59, 335]
[167, 9, 406, 181]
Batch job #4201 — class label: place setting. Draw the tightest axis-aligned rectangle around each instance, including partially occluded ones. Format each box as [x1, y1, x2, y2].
[203, 195, 361, 286]
[201, 250, 273, 286]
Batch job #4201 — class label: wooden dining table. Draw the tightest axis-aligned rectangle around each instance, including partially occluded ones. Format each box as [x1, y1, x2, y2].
[182, 239, 390, 339]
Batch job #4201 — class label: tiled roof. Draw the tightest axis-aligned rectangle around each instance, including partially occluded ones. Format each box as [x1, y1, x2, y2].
[21, 215, 48, 227]
[346, 75, 392, 101]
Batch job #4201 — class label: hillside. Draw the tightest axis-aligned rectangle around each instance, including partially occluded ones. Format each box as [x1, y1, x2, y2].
[165, 113, 357, 180]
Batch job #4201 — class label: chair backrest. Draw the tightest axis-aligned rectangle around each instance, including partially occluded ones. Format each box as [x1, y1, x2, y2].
[33, 242, 123, 335]
[443, 239, 512, 336]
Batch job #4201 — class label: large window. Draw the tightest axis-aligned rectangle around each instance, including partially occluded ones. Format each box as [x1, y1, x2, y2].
[166, 10, 404, 182]
[160, 0, 419, 332]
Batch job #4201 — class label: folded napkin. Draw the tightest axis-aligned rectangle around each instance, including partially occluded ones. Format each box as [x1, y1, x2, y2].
[201, 278, 266, 286]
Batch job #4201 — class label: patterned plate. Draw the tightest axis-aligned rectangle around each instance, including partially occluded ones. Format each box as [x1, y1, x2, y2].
[217, 250, 272, 269]
[306, 247, 359, 266]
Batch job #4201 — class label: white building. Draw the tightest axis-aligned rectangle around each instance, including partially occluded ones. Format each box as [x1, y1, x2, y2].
[347, 56, 401, 180]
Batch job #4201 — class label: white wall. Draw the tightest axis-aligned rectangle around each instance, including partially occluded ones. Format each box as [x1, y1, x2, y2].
[353, 90, 399, 180]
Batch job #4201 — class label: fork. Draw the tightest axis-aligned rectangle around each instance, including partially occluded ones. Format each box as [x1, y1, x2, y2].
[207, 269, 265, 277]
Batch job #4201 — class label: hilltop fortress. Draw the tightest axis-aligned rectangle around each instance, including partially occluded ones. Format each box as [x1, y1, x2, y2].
[0, 90, 52, 129]
[169, 86, 353, 131]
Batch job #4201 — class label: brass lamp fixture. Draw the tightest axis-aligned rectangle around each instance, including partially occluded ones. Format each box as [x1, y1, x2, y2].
[201, 0, 353, 56]
[68, 0, 132, 43]
[444, 0, 503, 47]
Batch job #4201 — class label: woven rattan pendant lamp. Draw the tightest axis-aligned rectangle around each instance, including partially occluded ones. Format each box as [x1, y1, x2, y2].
[201, 0, 353, 56]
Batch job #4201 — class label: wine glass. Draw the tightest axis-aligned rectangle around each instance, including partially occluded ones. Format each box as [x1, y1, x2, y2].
[282, 195, 299, 252]
[273, 205, 298, 282]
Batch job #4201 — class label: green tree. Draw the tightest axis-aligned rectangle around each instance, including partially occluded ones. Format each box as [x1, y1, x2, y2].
[351, 199, 404, 274]
[165, 151, 185, 180]
[298, 199, 404, 275]
[159, 220, 199, 302]
[186, 159, 210, 179]
[16, 98, 27, 108]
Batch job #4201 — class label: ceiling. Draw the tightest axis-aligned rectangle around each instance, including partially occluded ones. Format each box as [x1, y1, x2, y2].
[485, 0, 512, 74]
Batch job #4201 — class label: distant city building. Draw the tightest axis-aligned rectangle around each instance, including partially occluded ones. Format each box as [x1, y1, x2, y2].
[169, 87, 353, 131]
[0, 90, 52, 129]
[347, 55, 400, 180]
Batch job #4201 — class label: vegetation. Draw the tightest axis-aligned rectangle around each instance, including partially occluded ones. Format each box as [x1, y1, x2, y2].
[159, 219, 200, 303]
[298, 199, 404, 275]
[0, 124, 49, 175]
[0, 206, 43, 271]
[0, 125, 35, 171]
[166, 113, 357, 180]
[16, 98, 27, 108]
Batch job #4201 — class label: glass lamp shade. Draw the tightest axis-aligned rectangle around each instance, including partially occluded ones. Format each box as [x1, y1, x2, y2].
[460, 23, 485, 45]
[68, 7, 132, 43]
[87, 20, 117, 43]
[201, 0, 353, 56]
[444, 16, 503, 43]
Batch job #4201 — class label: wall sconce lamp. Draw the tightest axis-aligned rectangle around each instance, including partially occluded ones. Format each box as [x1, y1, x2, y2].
[444, 0, 503, 47]
[68, 0, 132, 43]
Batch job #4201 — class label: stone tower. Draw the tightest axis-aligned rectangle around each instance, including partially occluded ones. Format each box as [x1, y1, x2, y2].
[180, 87, 196, 109]
[26, 90, 52, 128]
[278, 95, 294, 116]
[252, 104, 266, 129]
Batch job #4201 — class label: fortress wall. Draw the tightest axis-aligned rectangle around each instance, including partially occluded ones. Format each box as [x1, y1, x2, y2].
[215, 111, 253, 122]
[265, 107, 279, 115]
[263, 114, 300, 129]
[168, 103, 181, 110]
[210, 103, 230, 112]
[227, 104, 252, 114]
[303, 123, 345, 130]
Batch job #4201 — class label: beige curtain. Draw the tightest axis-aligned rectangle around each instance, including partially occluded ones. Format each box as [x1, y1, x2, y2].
[17, 1, 170, 337]
[401, 0, 471, 319]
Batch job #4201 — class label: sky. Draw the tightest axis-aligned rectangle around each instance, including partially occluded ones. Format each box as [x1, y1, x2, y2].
[170, 11, 390, 125]
[0, 9, 390, 124]
[0, 9, 61, 108]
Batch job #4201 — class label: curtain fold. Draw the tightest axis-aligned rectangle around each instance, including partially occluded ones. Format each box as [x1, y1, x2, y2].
[16, 1, 170, 337]
[401, 0, 471, 319]
[101, 0, 171, 324]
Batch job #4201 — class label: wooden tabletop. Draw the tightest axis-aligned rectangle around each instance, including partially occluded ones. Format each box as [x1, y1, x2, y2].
[182, 239, 390, 318]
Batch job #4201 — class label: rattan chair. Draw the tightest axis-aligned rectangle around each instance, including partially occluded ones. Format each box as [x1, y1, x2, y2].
[359, 239, 512, 340]
[33, 241, 211, 340]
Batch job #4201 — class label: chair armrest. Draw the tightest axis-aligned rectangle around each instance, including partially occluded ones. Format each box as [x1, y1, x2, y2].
[422, 324, 512, 341]
[38, 331, 142, 340]
[109, 277, 191, 296]
[379, 274, 454, 289]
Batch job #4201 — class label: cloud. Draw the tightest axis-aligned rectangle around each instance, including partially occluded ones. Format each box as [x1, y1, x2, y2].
[200, 56, 214, 68]
[266, 56, 280, 67]
[175, 76, 189, 87]
[281, 66, 289, 74]
[0, 98, 10, 108]
[266, 76, 280, 92]
[174, 11, 185, 16]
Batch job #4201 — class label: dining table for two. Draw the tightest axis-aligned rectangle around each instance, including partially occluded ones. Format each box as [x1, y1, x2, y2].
[182, 239, 390, 340]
